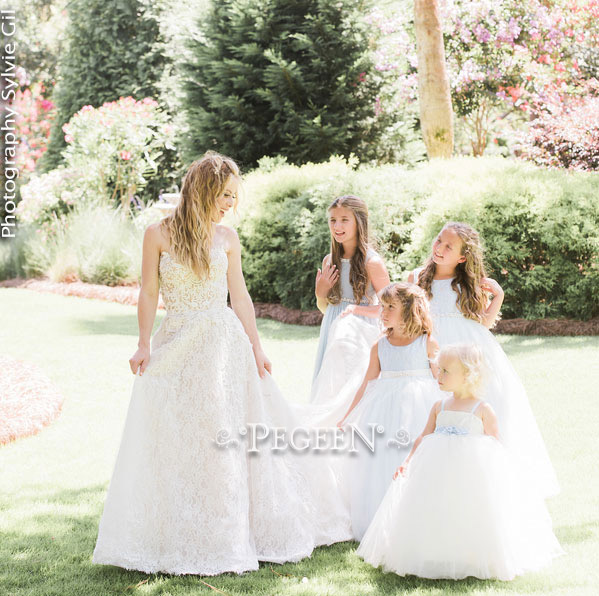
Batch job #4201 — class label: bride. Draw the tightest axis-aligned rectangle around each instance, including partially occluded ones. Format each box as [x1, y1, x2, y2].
[92, 151, 352, 576]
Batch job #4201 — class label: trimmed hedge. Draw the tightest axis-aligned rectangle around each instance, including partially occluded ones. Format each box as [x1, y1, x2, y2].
[239, 156, 599, 319]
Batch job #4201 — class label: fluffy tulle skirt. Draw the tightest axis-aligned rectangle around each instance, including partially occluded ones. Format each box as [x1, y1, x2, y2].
[357, 433, 564, 580]
[345, 374, 445, 540]
[433, 314, 559, 498]
[92, 306, 351, 576]
[311, 311, 381, 406]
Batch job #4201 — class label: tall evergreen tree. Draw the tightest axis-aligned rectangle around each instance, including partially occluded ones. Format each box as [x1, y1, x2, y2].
[183, 0, 383, 167]
[41, 0, 168, 171]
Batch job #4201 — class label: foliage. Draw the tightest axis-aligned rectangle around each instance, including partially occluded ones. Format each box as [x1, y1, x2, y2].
[182, 0, 385, 168]
[61, 97, 177, 211]
[17, 97, 177, 226]
[368, 0, 599, 156]
[6, 203, 145, 285]
[516, 82, 599, 171]
[41, 0, 169, 171]
[13, 75, 56, 176]
[239, 156, 599, 319]
[11, 0, 67, 91]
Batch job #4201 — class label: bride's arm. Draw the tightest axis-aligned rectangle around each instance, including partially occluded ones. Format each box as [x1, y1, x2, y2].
[129, 224, 161, 375]
[224, 227, 272, 378]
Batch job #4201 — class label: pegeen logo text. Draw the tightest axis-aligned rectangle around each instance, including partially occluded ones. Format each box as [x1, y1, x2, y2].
[214, 423, 411, 453]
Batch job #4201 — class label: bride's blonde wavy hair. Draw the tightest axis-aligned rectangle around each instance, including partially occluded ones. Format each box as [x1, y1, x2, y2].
[380, 282, 433, 338]
[161, 151, 240, 279]
[327, 195, 372, 306]
[416, 222, 488, 323]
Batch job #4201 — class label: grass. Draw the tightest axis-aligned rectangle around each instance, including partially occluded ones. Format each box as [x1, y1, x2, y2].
[0, 288, 598, 595]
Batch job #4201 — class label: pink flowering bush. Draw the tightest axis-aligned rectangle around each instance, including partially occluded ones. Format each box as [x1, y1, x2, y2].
[61, 96, 176, 212]
[13, 68, 56, 176]
[18, 96, 176, 226]
[367, 0, 599, 156]
[516, 82, 599, 171]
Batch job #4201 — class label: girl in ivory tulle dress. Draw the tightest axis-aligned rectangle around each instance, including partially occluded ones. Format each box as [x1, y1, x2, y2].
[92, 152, 352, 576]
[409, 221, 558, 498]
[337, 282, 446, 540]
[357, 344, 564, 581]
[310, 195, 389, 408]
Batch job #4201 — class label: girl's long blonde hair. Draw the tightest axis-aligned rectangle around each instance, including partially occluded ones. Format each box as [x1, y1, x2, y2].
[327, 195, 372, 305]
[380, 282, 433, 338]
[416, 222, 487, 323]
[161, 151, 240, 279]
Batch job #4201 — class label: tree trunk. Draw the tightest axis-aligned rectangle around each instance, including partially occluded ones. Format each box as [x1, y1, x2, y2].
[414, 0, 454, 158]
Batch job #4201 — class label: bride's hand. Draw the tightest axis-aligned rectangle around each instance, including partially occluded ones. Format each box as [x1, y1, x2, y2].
[129, 345, 150, 375]
[253, 346, 272, 378]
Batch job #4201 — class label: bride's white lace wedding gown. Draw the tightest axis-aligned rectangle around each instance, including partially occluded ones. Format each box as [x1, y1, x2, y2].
[92, 244, 352, 576]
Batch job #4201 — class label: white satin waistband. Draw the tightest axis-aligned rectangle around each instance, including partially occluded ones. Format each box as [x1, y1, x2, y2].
[379, 369, 432, 379]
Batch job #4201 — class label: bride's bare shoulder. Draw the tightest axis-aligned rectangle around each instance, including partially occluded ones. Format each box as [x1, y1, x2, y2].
[215, 224, 240, 252]
[144, 219, 171, 252]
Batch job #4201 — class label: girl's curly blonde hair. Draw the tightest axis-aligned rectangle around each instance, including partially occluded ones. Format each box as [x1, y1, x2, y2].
[437, 343, 487, 395]
[416, 222, 488, 323]
[160, 151, 240, 279]
[380, 282, 433, 338]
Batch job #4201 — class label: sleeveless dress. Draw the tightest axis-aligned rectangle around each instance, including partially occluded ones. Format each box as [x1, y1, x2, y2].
[357, 399, 564, 580]
[346, 335, 445, 540]
[310, 248, 382, 405]
[414, 269, 559, 499]
[92, 244, 352, 576]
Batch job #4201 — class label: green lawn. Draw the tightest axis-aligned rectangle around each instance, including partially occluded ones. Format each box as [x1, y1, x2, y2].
[1, 288, 598, 596]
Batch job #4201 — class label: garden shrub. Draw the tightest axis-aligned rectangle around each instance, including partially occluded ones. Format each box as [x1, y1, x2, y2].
[183, 0, 385, 168]
[240, 156, 599, 319]
[517, 91, 599, 172]
[17, 97, 177, 228]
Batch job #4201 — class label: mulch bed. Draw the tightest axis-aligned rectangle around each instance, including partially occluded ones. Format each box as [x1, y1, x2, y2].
[0, 354, 64, 445]
[2, 277, 598, 335]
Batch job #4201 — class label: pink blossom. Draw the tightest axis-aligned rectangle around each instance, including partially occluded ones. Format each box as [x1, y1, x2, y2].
[474, 24, 492, 43]
[119, 150, 132, 161]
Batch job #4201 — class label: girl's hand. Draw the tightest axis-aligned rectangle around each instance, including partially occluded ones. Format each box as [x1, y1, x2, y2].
[340, 304, 358, 318]
[480, 277, 504, 297]
[129, 345, 150, 375]
[336, 418, 346, 431]
[315, 261, 339, 299]
[253, 346, 272, 379]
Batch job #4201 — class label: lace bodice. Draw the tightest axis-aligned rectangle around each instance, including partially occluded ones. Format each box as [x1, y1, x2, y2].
[159, 246, 229, 314]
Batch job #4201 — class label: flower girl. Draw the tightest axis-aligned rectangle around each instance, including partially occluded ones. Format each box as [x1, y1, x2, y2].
[357, 344, 564, 580]
[410, 221, 558, 497]
[311, 195, 389, 405]
[337, 282, 445, 540]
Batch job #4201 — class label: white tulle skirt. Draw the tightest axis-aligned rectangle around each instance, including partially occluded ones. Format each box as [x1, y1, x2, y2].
[433, 314, 559, 498]
[357, 432, 564, 580]
[345, 373, 445, 540]
[309, 315, 382, 427]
